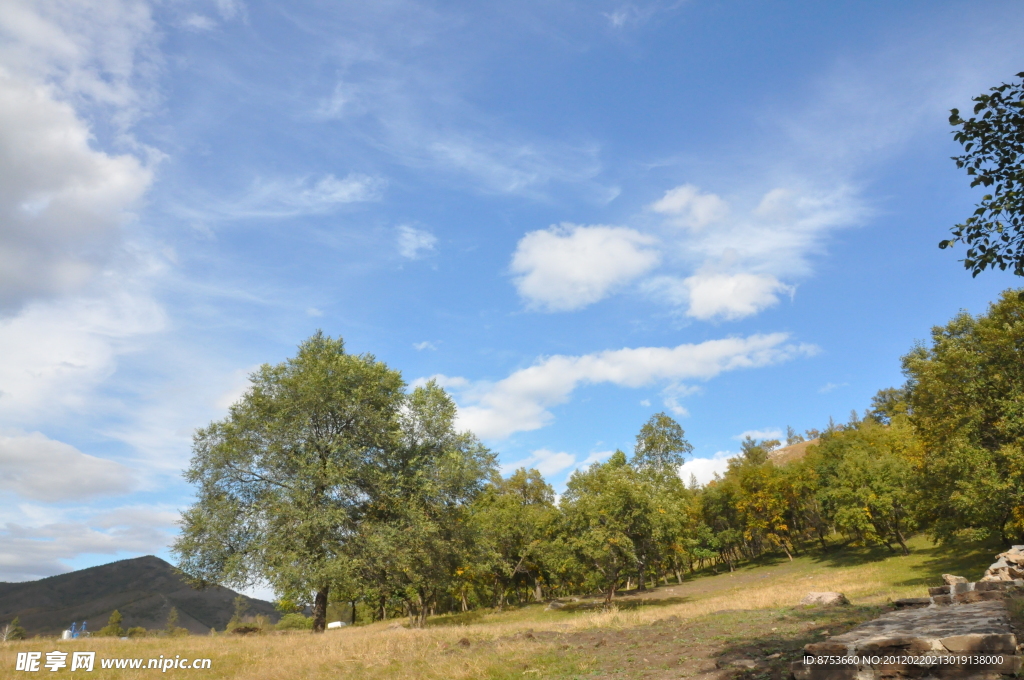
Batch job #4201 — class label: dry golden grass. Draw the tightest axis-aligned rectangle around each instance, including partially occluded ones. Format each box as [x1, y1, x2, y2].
[0, 535, 998, 679]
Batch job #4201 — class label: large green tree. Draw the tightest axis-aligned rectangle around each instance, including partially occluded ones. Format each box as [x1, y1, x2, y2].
[355, 381, 494, 627]
[173, 332, 406, 632]
[473, 467, 556, 608]
[903, 289, 1024, 544]
[560, 451, 648, 603]
[631, 412, 693, 472]
[807, 417, 918, 555]
[941, 71, 1024, 276]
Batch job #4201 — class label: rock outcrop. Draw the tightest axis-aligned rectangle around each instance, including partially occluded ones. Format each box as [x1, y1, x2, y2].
[981, 545, 1024, 582]
[791, 547, 1024, 680]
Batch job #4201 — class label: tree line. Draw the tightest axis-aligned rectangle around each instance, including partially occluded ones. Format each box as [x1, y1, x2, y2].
[173, 290, 1024, 631]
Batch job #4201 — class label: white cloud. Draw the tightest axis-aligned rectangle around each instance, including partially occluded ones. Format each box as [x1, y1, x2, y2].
[0, 432, 136, 502]
[306, 307, 324, 317]
[397, 225, 437, 259]
[501, 448, 577, 478]
[0, 289, 166, 424]
[638, 183, 861, 320]
[198, 173, 385, 220]
[413, 341, 437, 351]
[0, 69, 152, 310]
[0, 504, 178, 581]
[0, 0, 159, 122]
[660, 383, 699, 417]
[818, 382, 847, 394]
[679, 450, 737, 486]
[734, 428, 783, 441]
[511, 224, 660, 311]
[411, 374, 469, 390]
[0, 0, 158, 317]
[646, 272, 793, 321]
[442, 333, 816, 440]
[182, 13, 216, 31]
[213, 366, 259, 412]
[649, 184, 729, 229]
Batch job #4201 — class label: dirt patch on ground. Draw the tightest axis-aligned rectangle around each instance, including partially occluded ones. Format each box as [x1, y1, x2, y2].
[553, 603, 883, 679]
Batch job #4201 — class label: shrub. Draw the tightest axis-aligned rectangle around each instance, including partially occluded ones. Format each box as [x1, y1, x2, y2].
[97, 610, 126, 637]
[275, 613, 313, 631]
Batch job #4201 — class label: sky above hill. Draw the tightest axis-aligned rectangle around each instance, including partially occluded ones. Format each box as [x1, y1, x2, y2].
[2, 0, 1023, 587]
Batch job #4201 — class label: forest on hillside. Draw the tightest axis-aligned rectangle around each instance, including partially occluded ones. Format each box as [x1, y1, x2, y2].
[172, 289, 1024, 632]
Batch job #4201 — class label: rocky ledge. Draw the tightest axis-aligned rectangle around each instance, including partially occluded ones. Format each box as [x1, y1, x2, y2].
[791, 600, 1022, 680]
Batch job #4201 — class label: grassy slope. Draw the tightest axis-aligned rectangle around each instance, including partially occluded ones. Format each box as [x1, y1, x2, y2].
[0, 535, 1000, 680]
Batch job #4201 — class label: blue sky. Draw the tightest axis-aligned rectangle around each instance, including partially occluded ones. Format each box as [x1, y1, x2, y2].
[2, 0, 1024, 587]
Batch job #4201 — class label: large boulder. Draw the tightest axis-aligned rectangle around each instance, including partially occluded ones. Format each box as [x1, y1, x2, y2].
[800, 592, 849, 606]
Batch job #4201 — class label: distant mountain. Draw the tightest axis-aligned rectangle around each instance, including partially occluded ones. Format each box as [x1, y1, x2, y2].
[0, 556, 279, 636]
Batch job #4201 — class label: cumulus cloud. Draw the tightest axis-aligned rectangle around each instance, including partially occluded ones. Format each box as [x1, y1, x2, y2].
[646, 272, 793, 321]
[0, 432, 136, 502]
[649, 184, 729, 229]
[0, 70, 152, 311]
[438, 333, 816, 440]
[511, 224, 660, 311]
[397, 225, 437, 259]
[679, 451, 737, 487]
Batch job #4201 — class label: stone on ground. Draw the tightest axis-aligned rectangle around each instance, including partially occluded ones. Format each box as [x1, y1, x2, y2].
[800, 592, 850, 606]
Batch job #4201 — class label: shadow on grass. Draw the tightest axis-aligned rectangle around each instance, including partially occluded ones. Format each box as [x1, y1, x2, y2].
[425, 610, 489, 627]
[893, 538, 1001, 588]
[607, 596, 692, 611]
[810, 541, 901, 569]
[711, 604, 885, 680]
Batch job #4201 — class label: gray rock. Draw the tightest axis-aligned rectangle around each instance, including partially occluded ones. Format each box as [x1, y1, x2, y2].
[942, 574, 968, 585]
[800, 592, 849, 606]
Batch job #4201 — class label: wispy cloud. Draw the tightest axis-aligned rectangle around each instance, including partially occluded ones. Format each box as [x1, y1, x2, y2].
[397, 225, 437, 259]
[818, 382, 847, 394]
[189, 173, 386, 221]
[428, 333, 817, 440]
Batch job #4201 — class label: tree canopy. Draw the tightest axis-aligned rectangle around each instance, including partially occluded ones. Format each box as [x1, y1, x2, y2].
[173, 332, 492, 631]
[171, 296, 1024, 631]
[941, 71, 1024, 276]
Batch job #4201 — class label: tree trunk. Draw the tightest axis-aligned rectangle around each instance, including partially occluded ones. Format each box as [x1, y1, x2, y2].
[637, 562, 647, 592]
[894, 527, 910, 556]
[461, 588, 469, 612]
[312, 586, 329, 633]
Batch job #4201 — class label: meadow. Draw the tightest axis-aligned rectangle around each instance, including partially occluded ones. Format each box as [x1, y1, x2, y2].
[0, 536, 1001, 680]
